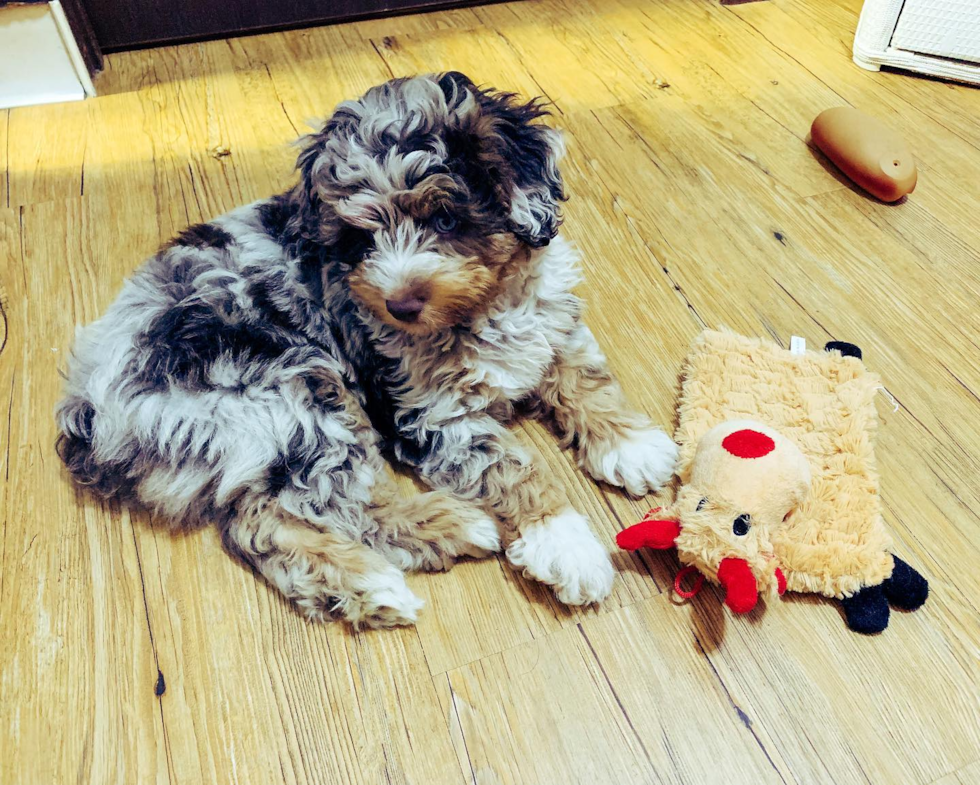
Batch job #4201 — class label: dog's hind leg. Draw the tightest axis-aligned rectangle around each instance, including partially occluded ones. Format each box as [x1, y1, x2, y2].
[367, 486, 501, 572]
[76, 341, 428, 627]
[221, 497, 424, 628]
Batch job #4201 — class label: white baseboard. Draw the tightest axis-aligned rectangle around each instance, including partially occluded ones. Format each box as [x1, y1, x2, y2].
[0, 1, 96, 110]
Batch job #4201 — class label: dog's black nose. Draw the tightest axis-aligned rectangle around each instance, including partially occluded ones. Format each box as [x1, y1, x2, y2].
[386, 296, 426, 322]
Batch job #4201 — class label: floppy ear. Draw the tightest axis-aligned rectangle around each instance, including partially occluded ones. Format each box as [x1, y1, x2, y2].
[460, 82, 567, 248]
[506, 122, 566, 248]
[287, 98, 369, 245]
[284, 126, 339, 245]
[437, 71, 477, 103]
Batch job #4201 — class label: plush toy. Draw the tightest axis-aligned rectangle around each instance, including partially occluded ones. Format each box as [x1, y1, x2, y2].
[617, 330, 928, 634]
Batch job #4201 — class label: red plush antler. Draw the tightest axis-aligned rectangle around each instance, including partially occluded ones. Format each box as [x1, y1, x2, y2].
[616, 515, 681, 551]
[717, 557, 759, 613]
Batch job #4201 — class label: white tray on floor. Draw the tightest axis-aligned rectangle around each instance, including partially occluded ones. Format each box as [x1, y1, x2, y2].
[853, 0, 980, 86]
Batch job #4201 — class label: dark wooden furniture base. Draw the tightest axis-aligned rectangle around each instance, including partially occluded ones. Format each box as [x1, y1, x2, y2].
[81, 0, 500, 52]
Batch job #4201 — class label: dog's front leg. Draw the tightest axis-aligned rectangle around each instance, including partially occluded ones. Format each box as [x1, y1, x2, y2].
[407, 415, 614, 605]
[535, 323, 678, 496]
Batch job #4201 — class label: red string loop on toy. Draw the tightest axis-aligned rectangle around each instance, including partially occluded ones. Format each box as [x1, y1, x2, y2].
[673, 566, 705, 599]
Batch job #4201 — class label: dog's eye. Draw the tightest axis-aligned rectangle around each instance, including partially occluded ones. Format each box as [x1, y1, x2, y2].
[733, 514, 751, 536]
[432, 211, 458, 234]
[696, 498, 708, 512]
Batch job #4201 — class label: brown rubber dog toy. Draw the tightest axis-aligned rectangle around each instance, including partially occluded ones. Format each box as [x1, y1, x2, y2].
[811, 107, 917, 202]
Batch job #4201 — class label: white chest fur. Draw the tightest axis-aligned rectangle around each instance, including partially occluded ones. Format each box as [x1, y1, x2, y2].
[458, 235, 583, 402]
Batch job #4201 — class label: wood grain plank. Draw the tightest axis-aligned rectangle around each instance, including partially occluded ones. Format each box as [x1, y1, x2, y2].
[435, 623, 658, 784]
[474, 1, 650, 113]
[132, 522, 302, 785]
[436, 597, 789, 785]
[6, 101, 90, 207]
[558, 132, 703, 416]
[697, 587, 980, 783]
[370, 25, 550, 105]
[573, 0, 980, 261]
[410, 554, 542, 676]
[351, 626, 468, 785]
[0, 200, 168, 785]
[226, 25, 393, 137]
[0, 111, 8, 209]
[132, 43, 283, 218]
[580, 596, 790, 784]
[133, 518, 465, 784]
[931, 759, 980, 785]
[579, 0, 845, 198]
[563, 105, 829, 341]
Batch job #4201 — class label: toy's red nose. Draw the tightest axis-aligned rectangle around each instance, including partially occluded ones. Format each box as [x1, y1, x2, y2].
[722, 429, 775, 459]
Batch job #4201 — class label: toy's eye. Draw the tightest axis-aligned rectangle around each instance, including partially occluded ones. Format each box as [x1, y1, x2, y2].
[432, 211, 458, 234]
[733, 514, 751, 536]
[696, 498, 708, 512]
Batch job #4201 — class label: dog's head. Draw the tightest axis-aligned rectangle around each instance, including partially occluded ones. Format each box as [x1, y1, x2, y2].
[293, 72, 566, 334]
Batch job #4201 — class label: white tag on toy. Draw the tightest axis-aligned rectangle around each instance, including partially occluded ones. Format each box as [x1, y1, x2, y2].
[876, 386, 900, 412]
[790, 336, 806, 355]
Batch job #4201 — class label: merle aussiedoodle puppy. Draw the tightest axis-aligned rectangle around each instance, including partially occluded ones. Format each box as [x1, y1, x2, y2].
[56, 73, 678, 627]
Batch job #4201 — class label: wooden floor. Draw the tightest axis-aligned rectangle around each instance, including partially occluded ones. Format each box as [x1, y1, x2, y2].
[3, 0, 980, 782]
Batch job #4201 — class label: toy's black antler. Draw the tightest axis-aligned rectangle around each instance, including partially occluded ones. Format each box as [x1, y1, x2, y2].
[825, 341, 863, 360]
[841, 555, 928, 634]
[882, 556, 929, 610]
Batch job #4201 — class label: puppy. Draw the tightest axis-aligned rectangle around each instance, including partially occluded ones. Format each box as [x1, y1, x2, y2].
[56, 73, 677, 627]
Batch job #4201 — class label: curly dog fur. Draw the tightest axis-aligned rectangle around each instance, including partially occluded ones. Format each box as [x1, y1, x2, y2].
[56, 73, 677, 626]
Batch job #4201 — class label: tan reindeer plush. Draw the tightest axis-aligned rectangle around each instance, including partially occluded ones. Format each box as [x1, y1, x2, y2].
[619, 420, 809, 613]
[617, 331, 928, 634]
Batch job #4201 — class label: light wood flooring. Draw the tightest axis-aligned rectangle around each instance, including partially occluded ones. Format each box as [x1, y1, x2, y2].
[2, 0, 980, 782]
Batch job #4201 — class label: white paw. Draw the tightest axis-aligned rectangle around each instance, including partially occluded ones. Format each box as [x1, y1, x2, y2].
[506, 509, 614, 605]
[354, 566, 425, 628]
[457, 511, 503, 558]
[583, 428, 678, 496]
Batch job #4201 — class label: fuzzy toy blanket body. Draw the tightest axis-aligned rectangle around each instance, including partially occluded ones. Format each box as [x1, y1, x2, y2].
[675, 330, 892, 598]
